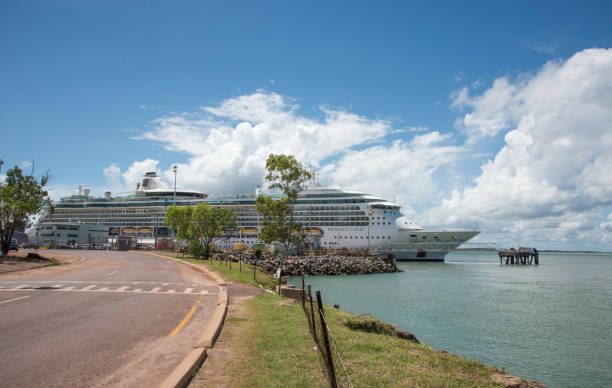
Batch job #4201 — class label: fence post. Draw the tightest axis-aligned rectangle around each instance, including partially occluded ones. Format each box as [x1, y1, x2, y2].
[301, 273, 306, 310]
[308, 285, 319, 347]
[316, 290, 338, 388]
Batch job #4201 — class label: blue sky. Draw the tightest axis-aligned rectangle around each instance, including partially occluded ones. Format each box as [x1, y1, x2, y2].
[2, 1, 612, 250]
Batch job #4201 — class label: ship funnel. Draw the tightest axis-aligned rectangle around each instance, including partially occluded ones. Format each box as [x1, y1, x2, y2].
[104, 190, 111, 200]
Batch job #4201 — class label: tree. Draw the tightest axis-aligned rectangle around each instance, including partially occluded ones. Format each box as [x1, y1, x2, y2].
[165, 203, 238, 261]
[1, 166, 51, 256]
[256, 154, 312, 288]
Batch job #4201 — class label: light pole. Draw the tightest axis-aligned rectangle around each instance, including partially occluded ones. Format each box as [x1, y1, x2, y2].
[172, 164, 178, 250]
[172, 165, 178, 206]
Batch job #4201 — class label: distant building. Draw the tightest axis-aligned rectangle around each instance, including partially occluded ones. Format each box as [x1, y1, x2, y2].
[28, 223, 109, 248]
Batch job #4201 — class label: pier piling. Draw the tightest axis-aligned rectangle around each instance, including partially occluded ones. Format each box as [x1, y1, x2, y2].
[498, 247, 539, 265]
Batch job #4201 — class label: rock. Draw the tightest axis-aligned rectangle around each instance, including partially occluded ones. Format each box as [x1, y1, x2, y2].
[239, 252, 399, 276]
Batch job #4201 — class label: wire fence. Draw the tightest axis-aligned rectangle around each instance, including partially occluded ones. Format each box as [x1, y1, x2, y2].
[300, 274, 354, 388]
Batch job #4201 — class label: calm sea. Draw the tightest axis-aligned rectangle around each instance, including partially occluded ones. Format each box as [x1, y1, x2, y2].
[289, 251, 612, 388]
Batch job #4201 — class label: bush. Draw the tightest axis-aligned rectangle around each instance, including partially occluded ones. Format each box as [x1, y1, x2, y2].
[345, 316, 419, 343]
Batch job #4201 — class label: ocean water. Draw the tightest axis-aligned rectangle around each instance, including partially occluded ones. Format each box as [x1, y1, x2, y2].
[289, 251, 612, 388]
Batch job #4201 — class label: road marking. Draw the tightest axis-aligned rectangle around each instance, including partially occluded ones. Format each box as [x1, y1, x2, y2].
[168, 297, 203, 338]
[116, 286, 129, 292]
[53, 284, 63, 288]
[106, 271, 119, 276]
[81, 285, 96, 291]
[151, 287, 161, 292]
[99, 287, 109, 291]
[63, 286, 75, 291]
[13, 285, 29, 290]
[0, 295, 31, 304]
[0, 280, 203, 287]
[184, 288, 193, 294]
[133, 288, 142, 293]
[167, 289, 175, 293]
[199, 290, 208, 295]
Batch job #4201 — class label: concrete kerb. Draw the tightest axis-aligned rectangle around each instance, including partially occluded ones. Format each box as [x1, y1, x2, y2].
[134, 251, 228, 388]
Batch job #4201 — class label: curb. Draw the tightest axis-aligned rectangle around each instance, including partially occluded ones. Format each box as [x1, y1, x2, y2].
[134, 251, 228, 388]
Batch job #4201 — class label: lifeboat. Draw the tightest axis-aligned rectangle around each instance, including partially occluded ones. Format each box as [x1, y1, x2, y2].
[242, 227, 258, 235]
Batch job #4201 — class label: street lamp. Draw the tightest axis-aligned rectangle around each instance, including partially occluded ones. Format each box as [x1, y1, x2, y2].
[171, 164, 178, 251]
[172, 165, 178, 206]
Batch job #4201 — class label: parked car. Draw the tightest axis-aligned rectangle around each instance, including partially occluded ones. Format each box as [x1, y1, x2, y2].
[10, 238, 20, 251]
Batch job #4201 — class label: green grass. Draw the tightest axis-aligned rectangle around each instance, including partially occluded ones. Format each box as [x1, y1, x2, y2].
[227, 293, 505, 388]
[157, 251, 277, 290]
[158, 248, 507, 387]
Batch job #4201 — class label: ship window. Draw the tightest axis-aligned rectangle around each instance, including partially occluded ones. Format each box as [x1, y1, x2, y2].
[376, 236, 379, 239]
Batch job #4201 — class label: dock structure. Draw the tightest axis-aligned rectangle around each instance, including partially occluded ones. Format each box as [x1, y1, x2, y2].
[498, 247, 539, 265]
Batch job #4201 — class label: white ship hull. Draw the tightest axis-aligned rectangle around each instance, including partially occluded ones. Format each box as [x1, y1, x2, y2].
[36, 173, 480, 262]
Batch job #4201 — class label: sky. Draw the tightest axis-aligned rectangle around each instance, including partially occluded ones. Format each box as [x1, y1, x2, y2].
[1, 1, 612, 251]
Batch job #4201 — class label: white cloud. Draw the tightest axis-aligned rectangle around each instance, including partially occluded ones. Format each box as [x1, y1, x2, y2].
[424, 48, 612, 249]
[323, 136, 463, 206]
[132, 91, 397, 195]
[21, 161, 32, 169]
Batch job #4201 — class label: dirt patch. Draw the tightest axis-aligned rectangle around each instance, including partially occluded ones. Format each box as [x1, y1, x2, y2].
[189, 281, 263, 388]
[492, 371, 548, 388]
[0, 250, 82, 276]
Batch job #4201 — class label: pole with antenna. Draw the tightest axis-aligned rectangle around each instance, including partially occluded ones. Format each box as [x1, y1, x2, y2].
[172, 164, 178, 251]
[172, 165, 178, 206]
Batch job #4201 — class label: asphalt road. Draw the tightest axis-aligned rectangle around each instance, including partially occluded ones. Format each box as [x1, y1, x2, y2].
[0, 250, 220, 388]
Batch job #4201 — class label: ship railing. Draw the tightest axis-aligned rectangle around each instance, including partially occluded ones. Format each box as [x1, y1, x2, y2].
[376, 242, 465, 252]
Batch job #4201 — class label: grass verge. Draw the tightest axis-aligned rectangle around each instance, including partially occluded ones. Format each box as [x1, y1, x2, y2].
[157, 251, 277, 290]
[204, 292, 505, 388]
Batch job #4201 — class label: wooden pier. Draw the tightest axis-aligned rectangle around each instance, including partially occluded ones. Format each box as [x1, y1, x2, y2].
[498, 247, 539, 265]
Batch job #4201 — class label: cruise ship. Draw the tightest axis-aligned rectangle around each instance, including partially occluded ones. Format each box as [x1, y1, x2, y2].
[33, 172, 479, 261]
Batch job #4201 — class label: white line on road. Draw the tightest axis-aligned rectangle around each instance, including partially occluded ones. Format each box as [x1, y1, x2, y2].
[116, 286, 129, 292]
[0, 288, 215, 297]
[151, 287, 161, 292]
[81, 285, 96, 291]
[184, 288, 193, 294]
[0, 295, 30, 304]
[12, 285, 29, 290]
[106, 271, 119, 276]
[53, 284, 63, 288]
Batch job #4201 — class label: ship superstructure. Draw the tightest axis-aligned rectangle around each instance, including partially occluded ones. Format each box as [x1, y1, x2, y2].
[35, 172, 479, 261]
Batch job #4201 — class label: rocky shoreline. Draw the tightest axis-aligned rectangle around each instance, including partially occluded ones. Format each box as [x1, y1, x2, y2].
[233, 253, 399, 276]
